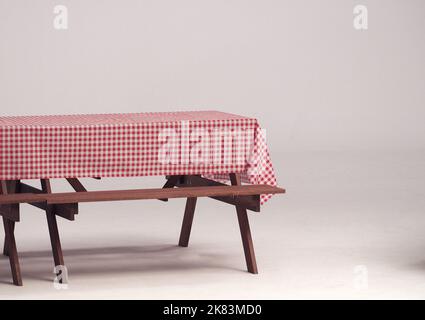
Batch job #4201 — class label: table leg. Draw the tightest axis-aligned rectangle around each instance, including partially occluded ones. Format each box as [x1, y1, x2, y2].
[2, 217, 22, 286]
[178, 197, 197, 247]
[178, 176, 198, 247]
[3, 220, 14, 256]
[41, 179, 65, 268]
[2, 181, 19, 257]
[1, 180, 23, 286]
[230, 173, 258, 274]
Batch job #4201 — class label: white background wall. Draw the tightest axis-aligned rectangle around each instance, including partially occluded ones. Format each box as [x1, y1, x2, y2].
[1, 0, 424, 153]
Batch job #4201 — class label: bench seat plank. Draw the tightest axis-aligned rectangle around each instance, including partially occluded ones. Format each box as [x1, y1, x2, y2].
[0, 185, 285, 205]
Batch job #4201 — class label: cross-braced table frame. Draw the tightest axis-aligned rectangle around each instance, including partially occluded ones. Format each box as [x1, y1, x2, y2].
[0, 174, 284, 286]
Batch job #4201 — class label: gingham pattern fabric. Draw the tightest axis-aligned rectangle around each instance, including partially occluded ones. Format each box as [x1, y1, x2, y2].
[0, 111, 277, 204]
[204, 127, 276, 203]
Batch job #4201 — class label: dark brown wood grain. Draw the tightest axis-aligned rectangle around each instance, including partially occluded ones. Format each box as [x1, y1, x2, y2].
[175, 175, 262, 212]
[0, 174, 285, 285]
[0, 184, 283, 205]
[178, 197, 197, 247]
[1, 180, 23, 286]
[66, 178, 87, 192]
[41, 179, 65, 270]
[2, 220, 13, 257]
[1, 181, 20, 255]
[19, 182, 78, 220]
[0, 181, 20, 221]
[159, 175, 182, 202]
[230, 173, 258, 274]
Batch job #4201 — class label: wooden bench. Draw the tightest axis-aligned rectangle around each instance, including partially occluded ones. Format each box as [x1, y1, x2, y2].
[1, 174, 285, 286]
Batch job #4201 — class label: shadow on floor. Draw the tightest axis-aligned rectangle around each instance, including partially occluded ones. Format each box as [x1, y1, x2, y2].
[0, 244, 243, 284]
[403, 260, 425, 272]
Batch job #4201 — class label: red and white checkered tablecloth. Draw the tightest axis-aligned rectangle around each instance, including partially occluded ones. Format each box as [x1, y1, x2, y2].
[0, 111, 277, 204]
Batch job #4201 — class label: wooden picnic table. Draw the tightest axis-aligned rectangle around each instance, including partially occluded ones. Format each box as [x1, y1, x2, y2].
[0, 111, 284, 286]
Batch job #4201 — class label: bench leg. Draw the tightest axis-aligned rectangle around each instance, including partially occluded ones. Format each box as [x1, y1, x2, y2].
[178, 197, 197, 247]
[46, 212, 65, 268]
[230, 173, 258, 274]
[3, 220, 14, 256]
[2, 181, 19, 257]
[1, 180, 23, 286]
[235, 206, 258, 274]
[41, 180, 65, 269]
[2, 217, 22, 286]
